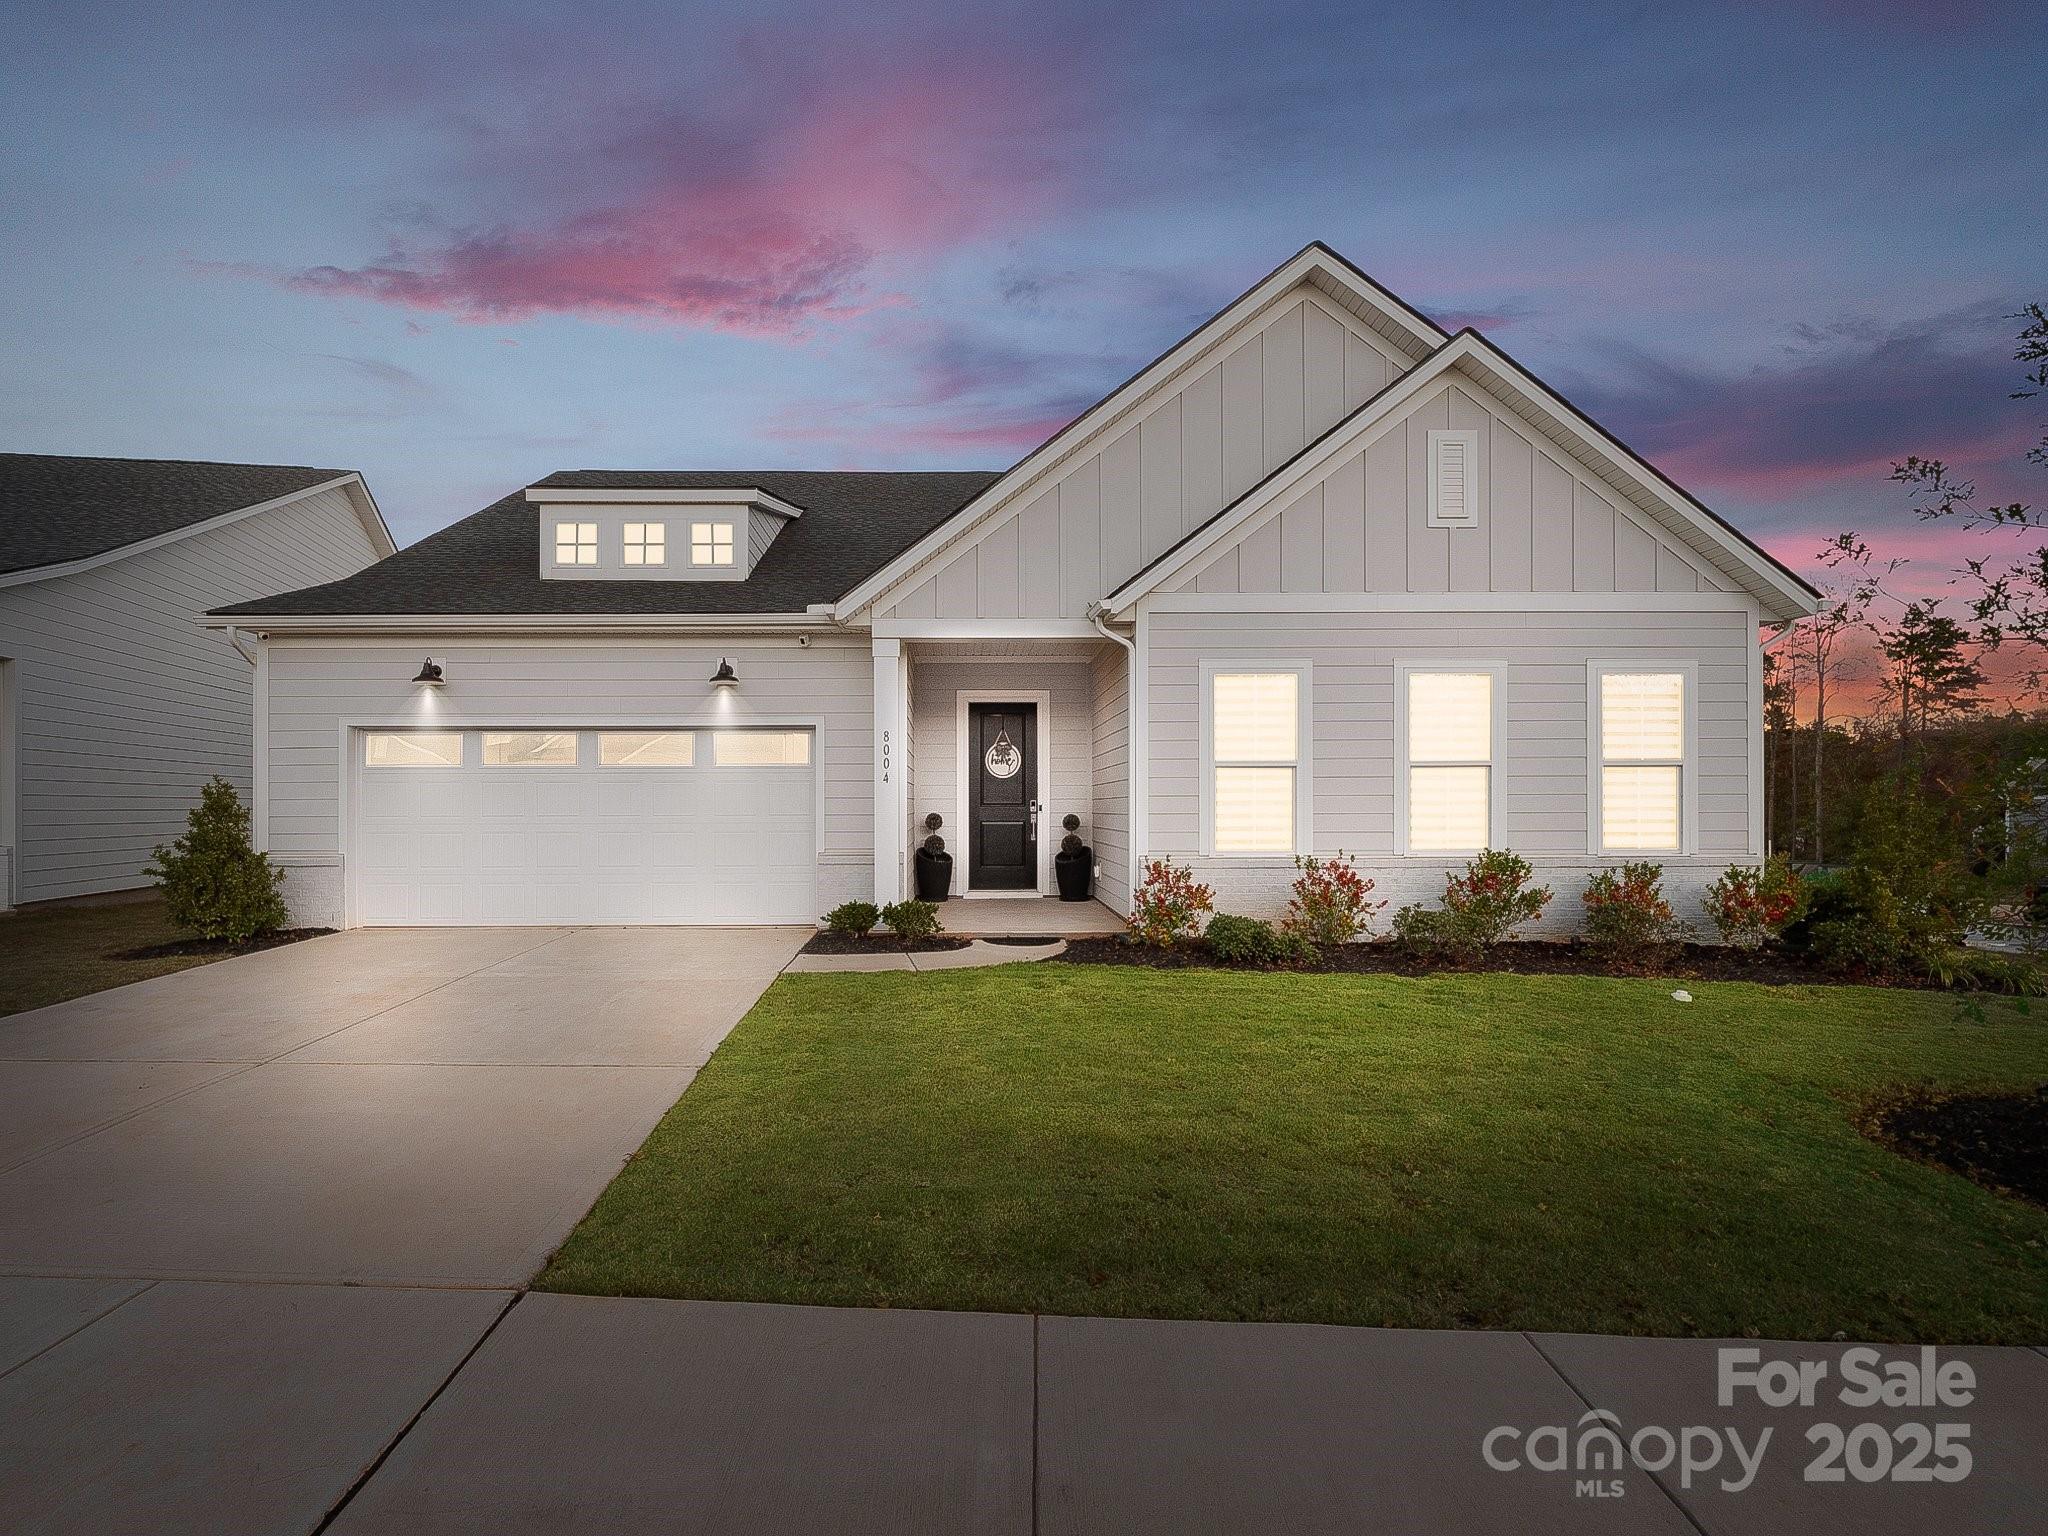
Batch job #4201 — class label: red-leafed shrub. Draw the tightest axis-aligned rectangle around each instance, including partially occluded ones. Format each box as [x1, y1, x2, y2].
[1128, 858, 1215, 947]
[1702, 856, 1805, 948]
[1284, 851, 1386, 946]
[1581, 862, 1680, 970]
[1392, 848, 1553, 961]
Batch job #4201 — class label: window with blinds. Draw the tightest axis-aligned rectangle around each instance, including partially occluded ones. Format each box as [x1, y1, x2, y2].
[1427, 429, 1480, 529]
[1598, 671, 1685, 851]
[1209, 670, 1303, 854]
[1405, 670, 1494, 851]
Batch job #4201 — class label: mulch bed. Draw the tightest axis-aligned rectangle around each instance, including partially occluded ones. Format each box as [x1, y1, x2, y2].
[1052, 937, 1944, 988]
[1854, 1086, 2048, 1209]
[112, 927, 335, 961]
[801, 933, 972, 956]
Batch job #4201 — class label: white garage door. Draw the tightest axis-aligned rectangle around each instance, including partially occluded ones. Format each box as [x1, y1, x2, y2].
[351, 727, 815, 925]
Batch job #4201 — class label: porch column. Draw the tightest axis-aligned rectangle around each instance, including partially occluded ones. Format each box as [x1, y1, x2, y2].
[872, 638, 907, 905]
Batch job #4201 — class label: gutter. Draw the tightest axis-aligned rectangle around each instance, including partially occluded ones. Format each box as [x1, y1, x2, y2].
[1088, 603, 1140, 909]
[201, 611, 832, 635]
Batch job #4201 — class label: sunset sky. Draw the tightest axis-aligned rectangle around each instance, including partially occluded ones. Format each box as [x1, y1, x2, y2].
[3, 0, 2042, 670]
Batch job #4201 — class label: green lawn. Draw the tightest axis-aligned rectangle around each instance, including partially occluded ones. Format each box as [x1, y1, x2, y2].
[539, 967, 2048, 1342]
[0, 896, 216, 1017]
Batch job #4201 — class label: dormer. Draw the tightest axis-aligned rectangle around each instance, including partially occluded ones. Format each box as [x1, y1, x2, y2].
[526, 486, 803, 582]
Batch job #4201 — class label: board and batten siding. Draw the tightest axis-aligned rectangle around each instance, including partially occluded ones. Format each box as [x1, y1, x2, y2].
[260, 634, 874, 927]
[1170, 376, 1731, 599]
[1090, 642, 1132, 912]
[1143, 606, 1758, 931]
[0, 485, 380, 904]
[878, 286, 1410, 623]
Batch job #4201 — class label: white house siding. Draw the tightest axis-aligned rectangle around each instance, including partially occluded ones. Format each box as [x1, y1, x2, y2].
[877, 285, 1412, 623]
[0, 485, 379, 904]
[906, 656, 1098, 892]
[1090, 643, 1132, 913]
[1142, 605, 1758, 935]
[1172, 375, 1730, 599]
[262, 633, 873, 928]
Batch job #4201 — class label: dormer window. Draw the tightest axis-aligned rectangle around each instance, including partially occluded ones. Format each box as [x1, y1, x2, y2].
[554, 521, 597, 565]
[623, 522, 666, 566]
[528, 486, 800, 582]
[691, 522, 736, 567]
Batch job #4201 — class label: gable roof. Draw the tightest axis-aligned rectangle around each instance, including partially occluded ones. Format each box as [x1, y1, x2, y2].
[1098, 329, 1821, 622]
[0, 454, 388, 579]
[831, 242, 1450, 620]
[211, 470, 1002, 621]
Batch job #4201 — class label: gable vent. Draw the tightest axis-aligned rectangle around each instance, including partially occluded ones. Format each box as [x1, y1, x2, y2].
[1428, 429, 1481, 530]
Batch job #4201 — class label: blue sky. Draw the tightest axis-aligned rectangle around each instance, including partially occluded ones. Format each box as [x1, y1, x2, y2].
[1, 0, 2041, 580]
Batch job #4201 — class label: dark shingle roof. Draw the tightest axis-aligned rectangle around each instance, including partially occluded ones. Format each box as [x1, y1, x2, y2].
[212, 470, 1003, 618]
[0, 454, 350, 577]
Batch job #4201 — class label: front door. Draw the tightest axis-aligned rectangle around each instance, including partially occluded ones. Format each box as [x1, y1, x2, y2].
[968, 702, 1037, 890]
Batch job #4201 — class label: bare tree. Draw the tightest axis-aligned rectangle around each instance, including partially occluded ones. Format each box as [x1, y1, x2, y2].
[1896, 302, 2047, 687]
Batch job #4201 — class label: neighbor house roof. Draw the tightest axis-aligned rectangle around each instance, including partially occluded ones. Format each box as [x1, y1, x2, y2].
[0, 454, 366, 578]
[212, 470, 1004, 620]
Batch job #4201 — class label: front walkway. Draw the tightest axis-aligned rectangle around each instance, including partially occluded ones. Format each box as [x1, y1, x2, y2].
[937, 895, 1123, 937]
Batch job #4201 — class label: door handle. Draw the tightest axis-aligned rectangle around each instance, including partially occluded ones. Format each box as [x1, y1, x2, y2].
[1029, 801, 1040, 837]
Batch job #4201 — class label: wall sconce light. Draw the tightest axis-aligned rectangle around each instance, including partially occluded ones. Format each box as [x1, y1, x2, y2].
[709, 657, 739, 690]
[412, 658, 445, 686]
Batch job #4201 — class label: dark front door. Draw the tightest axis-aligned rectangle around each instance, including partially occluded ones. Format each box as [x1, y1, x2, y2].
[968, 702, 1037, 890]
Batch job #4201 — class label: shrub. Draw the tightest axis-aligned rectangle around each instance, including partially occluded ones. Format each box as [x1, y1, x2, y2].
[1391, 848, 1552, 963]
[145, 777, 288, 943]
[1581, 862, 1679, 971]
[879, 899, 943, 944]
[1444, 848, 1551, 946]
[1204, 913, 1314, 967]
[1389, 904, 1481, 962]
[824, 900, 880, 937]
[1127, 858, 1214, 947]
[1283, 851, 1385, 946]
[1701, 857, 1804, 947]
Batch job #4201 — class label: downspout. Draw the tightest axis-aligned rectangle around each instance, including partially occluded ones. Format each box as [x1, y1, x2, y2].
[1088, 603, 1139, 910]
[224, 625, 259, 666]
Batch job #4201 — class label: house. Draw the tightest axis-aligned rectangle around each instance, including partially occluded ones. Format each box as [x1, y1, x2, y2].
[207, 245, 1817, 932]
[0, 455, 392, 909]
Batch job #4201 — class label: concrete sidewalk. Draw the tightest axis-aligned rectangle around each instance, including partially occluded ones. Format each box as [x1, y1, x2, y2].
[4, 1282, 2042, 1535]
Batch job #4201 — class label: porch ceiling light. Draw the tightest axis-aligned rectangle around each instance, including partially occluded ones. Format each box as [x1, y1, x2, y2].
[710, 657, 739, 690]
[412, 657, 445, 687]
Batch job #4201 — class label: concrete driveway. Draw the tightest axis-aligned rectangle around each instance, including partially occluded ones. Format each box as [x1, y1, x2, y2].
[0, 925, 806, 1286]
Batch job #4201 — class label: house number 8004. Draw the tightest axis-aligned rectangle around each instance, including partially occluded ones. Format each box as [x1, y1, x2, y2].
[881, 730, 891, 784]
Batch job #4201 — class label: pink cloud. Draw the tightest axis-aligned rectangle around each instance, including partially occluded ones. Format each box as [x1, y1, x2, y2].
[236, 48, 1085, 338]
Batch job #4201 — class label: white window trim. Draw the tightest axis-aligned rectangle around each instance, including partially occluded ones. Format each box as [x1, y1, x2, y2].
[553, 521, 597, 566]
[1586, 660, 1699, 856]
[622, 521, 667, 566]
[1198, 659, 1313, 859]
[690, 521, 737, 567]
[1394, 659, 1509, 857]
[1426, 429, 1480, 530]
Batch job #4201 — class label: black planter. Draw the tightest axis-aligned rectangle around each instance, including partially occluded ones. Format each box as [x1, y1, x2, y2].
[914, 849, 954, 900]
[1055, 847, 1093, 902]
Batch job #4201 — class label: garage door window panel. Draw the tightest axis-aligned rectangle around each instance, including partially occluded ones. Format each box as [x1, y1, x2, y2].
[363, 731, 463, 768]
[714, 730, 811, 766]
[599, 731, 695, 767]
[482, 731, 579, 767]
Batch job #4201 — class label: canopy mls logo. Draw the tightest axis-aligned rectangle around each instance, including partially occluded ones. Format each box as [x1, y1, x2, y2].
[1482, 1408, 1770, 1497]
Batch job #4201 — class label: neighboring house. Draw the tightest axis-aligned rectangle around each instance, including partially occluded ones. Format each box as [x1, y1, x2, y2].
[209, 244, 1817, 932]
[0, 455, 392, 908]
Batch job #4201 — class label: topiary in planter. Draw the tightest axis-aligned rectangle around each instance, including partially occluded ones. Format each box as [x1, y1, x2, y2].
[1055, 813, 1093, 901]
[915, 812, 953, 900]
